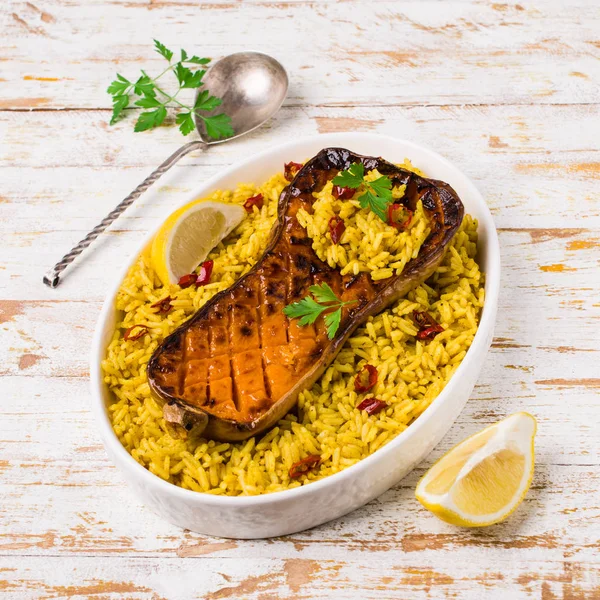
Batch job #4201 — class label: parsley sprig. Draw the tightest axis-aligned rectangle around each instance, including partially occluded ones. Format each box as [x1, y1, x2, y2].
[283, 283, 356, 339]
[107, 39, 234, 140]
[332, 162, 393, 222]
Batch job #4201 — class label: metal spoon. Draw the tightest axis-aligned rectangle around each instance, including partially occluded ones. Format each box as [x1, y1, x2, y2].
[43, 51, 288, 288]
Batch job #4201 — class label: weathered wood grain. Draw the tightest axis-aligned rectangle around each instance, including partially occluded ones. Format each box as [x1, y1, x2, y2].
[2, 0, 600, 597]
[1, 221, 599, 597]
[0, 556, 599, 599]
[2, 0, 600, 109]
[1, 104, 599, 235]
[1, 227, 599, 370]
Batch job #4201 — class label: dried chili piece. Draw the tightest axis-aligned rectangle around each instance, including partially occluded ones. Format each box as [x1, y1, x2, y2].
[151, 296, 174, 314]
[124, 324, 149, 341]
[387, 203, 414, 231]
[354, 364, 378, 393]
[328, 215, 346, 244]
[332, 185, 355, 200]
[243, 193, 264, 212]
[413, 310, 444, 340]
[289, 455, 321, 479]
[196, 260, 214, 287]
[413, 310, 433, 329]
[417, 326, 444, 341]
[357, 397, 387, 415]
[284, 161, 303, 181]
[178, 273, 197, 289]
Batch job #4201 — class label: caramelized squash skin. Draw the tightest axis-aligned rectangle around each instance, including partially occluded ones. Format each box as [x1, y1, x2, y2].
[147, 148, 464, 441]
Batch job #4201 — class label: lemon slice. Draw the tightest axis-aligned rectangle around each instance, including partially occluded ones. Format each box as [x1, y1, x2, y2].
[415, 412, 536, 527]
[151, 201, 245, 285]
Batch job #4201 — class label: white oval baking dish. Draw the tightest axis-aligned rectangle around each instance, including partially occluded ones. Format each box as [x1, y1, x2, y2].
[90, 132, 500, 539]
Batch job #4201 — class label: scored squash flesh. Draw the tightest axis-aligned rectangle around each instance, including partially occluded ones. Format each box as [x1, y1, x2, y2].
[147, 148, 464, 441]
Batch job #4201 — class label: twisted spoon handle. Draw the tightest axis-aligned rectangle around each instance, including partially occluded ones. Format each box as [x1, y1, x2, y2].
[43, 140, 207, 288]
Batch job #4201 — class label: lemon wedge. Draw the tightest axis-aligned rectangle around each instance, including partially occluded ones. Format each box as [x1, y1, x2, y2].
[151, 201, 245, 286]
[415, 412, 537, 527]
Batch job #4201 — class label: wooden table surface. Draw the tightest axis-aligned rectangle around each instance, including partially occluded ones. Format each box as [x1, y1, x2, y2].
[1, 1, 599, 598]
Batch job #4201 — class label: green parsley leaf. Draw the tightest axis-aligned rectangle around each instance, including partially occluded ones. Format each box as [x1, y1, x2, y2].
[171, 63, 205, 89]
[324, 308, 342, 340]
[369, 175, 393, 200]
[107, 41, 228, 140]
[308, 282, 339, 304]
[154, 39, 173, 62]
[110, 94, 129, 125]
[283, 296, 327, 326]
[134, 106, 167, 132]
[182, 69, 206, 89]
[186, 56, 211, 65]
[194, 90, 222, 111]
[174, 62, 193, 86]
[332, 162, 395, 223]
[133, 75, 155, 97]
[176, 111, 196, 136]
[134, 94, 162, 109]
[284, 284, 357, 339]
[200, 113, 234, 140]
[332, 162, 364, 189]
[107, 74, 130, 96]
[358, 189, 389, 222]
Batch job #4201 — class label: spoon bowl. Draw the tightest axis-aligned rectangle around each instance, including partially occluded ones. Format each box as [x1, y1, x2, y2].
[44, 52, 288, 287]
[196, 52, 289, 143]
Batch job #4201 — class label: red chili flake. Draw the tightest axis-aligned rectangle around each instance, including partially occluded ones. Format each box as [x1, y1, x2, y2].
[284, 161, 303, 181]
[328, 215, 346, 244]
[357, 397, 387, 415]
[413, 310, 444, 340]
[289, 455, 321, 479]
[387, 203, 414, 231]
[354, 364, 378, 393]
[417, 326, 444, 340]
[123, 324, 148, 341]
[178, 273, 197, 288]
[243, 193, 264, 212]
[332, 185, 355, 200]
[195, 260, 214, 287]
[151, 296, 174, 314]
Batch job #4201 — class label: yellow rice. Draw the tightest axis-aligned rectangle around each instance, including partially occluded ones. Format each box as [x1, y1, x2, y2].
[297, 162, 430, 281]
[102, 165, 485, 496]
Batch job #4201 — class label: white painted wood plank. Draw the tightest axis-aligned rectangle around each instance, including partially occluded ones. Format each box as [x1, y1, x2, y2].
[0, 555, 599, 599]
[1, 387, 598, 531]
[1, 371, 598, 463]
[2, 0, 600, 595]
[1, 424, 599, 561]
[1, 228, 599, 368]
[3, 104, 600, 177]
[1, 104, 599, 236]
[1, 225, 598, 585]
[2, 0, 599, 109]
